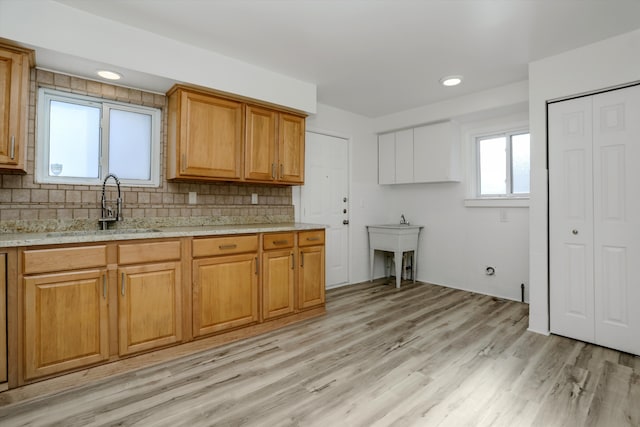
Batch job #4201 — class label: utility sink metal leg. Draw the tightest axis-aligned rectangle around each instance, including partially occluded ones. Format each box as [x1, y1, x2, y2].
[394, 250, 402, 289]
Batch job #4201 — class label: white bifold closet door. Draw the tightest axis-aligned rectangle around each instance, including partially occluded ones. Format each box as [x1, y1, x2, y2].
[549, 84, 640, 356]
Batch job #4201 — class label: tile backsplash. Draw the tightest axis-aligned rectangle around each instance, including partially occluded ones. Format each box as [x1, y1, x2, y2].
[0, 69, 294, 233]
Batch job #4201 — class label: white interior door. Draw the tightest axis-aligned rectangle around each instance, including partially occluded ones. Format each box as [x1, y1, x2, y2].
[549, 96, 595, 342]
[592, 85, 640, 355]
[301, 131, 349, 288]
[549, 84, 640, 356]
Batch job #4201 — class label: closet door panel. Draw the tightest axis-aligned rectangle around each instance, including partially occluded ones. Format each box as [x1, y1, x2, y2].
[593, 85, 640, 355]
[549, 97, 595, 342]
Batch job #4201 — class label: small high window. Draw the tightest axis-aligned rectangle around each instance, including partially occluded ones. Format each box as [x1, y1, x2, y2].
[36, 88, 161, 186]
[476, 131, 530, 197]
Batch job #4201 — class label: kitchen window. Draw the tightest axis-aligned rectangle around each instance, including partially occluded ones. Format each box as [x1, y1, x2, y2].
[476, 130, 530, 197]
[36, 88, 161, 186]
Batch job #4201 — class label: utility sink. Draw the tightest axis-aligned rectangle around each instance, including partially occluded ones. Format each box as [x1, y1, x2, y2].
[46, 228, 162, 238]
[367, 223, 424, 289]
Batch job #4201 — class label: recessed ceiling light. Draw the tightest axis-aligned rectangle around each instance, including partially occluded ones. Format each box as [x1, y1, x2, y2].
[97, 70, 122, 80]
[440, 75, 463, 87]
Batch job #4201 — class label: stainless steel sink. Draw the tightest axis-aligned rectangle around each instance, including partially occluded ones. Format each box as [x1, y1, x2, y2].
[46, 228, 162, 237]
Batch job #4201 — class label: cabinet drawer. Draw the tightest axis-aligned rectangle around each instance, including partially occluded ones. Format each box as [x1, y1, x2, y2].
[193, 235, 258, 257]
[118, 240, 181, 265]
[298, 230, 325, 247]
[263, 232, 294, 250]
[23, 245, 107, 274]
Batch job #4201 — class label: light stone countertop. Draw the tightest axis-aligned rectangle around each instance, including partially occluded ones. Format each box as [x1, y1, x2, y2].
[0, 223, 327, 248]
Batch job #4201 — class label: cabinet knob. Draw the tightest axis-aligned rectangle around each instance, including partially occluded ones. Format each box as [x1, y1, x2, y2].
[572, 229, 578, 235]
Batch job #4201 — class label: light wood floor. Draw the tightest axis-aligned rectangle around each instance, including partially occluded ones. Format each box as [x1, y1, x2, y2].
[1, 280, 639, 426]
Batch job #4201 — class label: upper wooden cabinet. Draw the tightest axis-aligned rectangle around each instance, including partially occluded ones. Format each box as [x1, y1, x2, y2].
[277, 113, 305, 184]
[0, 42, 33, 172]
[245, 105, 277, 182]
[167, 87, 243, 180]
[167, 85, 306, 185]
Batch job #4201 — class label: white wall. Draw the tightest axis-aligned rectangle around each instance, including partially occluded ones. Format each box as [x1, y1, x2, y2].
[301, 86, 531, 302]
[376, 106, 530, 302]
[528, 28, 640, 334]
[0, 0, 316, 113]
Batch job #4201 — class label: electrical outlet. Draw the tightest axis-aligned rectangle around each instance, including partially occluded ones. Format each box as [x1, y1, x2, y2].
[251, 193, 258, 204]
[188, 192, 197, 204]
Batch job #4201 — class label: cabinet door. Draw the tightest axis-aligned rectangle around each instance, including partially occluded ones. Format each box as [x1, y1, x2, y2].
[262, 249, 295, 319]
[245, 105, 277, 181]
[378, 132, 395, 184]
[298, 245, 325, 310]
[178, 91, 243, 179]
[0, 47, 29, 170]
[394, 129, 414, 184]
[24, 269, 109, 380]
[118, 262, 182, 356]
[0, 254, 6, 384]
[413, 121, 460, 183]
[193, 253, 258, 336]
[278, 113, 305, 183]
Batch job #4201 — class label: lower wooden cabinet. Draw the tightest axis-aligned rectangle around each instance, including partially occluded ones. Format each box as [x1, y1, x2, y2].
[262, 233, 296, 320]
[192, 235, 259, 337]
[118, 262, 182, 356]
[0, 254, 7, 385]
[297, 245, 325, 309]
[23, 269, 109, 380]
[262, 249, 295, 319]
[193, 253, 258, 336]
[14, 231, 324, 387]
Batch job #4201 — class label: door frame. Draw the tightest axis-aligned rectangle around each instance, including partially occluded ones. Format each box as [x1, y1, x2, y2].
[294, 127, 351, 289]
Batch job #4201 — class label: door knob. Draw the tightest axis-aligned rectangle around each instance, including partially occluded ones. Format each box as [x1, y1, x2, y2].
[572, 229, 578, 235]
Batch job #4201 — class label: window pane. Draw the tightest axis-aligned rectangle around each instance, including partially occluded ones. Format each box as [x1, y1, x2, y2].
[109, 109, 152, 180]
[48, 100, 100, 178]
[479, 136, 507, 195]
[512, 133, 530, 194]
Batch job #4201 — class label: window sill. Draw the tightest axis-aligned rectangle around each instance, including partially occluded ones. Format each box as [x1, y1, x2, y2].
[464, 197, 530, 208]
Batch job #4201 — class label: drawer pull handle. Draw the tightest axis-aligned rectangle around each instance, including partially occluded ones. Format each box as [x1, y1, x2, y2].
[291, 253, 294, 269]
[301, 252, 304, 267]
[273, 239, 289, 245]
[121, 272, 125, 296]
[255, 257, 259, 275]
[280, 164, 284, 178]
[102, 274, 107, 299]
[272, 163, 276, 179]
[306, 237, 320, 242]
[219, 244, 237, 250]
[10, 135, 15, 160]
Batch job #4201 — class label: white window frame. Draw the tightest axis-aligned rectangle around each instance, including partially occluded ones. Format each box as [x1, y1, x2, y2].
[463, 119, 530, 208]
[475, 129, 530, 197]
[36, 88, 161, 187]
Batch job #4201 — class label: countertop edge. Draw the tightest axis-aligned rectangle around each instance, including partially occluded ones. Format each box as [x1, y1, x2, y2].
[0, 223, 328, 248]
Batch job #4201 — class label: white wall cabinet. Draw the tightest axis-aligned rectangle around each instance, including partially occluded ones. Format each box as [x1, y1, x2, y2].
[413, 121, 460, 183]
[549, 84, 640, 356]
[378, 121, 460, 185]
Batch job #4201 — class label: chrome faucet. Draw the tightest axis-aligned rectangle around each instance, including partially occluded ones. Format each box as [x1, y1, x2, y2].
[99, 173, 123, 230]
[400, 214, 408, 225]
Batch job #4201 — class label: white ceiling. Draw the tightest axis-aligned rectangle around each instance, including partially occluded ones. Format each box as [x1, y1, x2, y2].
[50, 0, 640, 118]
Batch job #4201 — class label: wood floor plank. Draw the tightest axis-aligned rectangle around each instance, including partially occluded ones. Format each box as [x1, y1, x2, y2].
[0, 280, 639, 426]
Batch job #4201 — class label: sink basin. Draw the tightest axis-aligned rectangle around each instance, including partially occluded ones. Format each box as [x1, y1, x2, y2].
[371, 223, 416, 228]
[46, 228, 162, 237]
